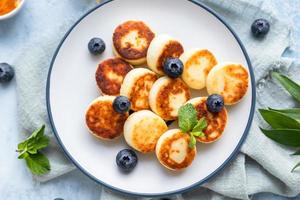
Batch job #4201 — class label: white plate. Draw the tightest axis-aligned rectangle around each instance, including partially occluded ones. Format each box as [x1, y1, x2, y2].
[47, 0, 255, 197]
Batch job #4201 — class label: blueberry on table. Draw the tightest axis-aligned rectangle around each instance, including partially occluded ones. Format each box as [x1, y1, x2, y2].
[88, 37, 106, 55]
[116, 149, 138, 172]
[113, 96, 131, 113]
[251, 18, 270, 37]
[0, 63, 14, 83]
[206, 94, 224, 113]
[163, 58, 184, 78]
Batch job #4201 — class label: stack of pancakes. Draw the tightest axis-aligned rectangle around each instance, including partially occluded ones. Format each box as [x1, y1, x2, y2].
[85, 20, 249, 171]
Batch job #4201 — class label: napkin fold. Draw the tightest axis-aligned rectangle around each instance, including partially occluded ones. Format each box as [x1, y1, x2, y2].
[14, 0, 300, 199]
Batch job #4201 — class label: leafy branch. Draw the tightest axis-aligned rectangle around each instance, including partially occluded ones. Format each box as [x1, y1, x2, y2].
[259, 72, 300, 172]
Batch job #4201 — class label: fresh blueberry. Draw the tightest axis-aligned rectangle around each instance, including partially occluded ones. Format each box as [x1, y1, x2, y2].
[116, 149, 138, 172]
[113, 96, 131, 113]
[206, 94, 224, 113]
[163, 58, 184, 78]
[0, 63, 14, 83]
[88, 37, 106, 55]
[251, 18, 270, 37]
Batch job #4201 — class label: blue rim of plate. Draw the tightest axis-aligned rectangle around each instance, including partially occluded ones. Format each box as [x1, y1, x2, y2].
[46, 0, 256, 198]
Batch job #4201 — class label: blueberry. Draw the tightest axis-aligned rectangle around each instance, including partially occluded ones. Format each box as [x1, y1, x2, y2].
[113, 96, 131, 113]
[206, 94, 224, 113]
[88, 37, 106, 55]
[251, 18, 270, 37]
[163, 58, 183, 78]
[116, 149, 138, 172]
[0, 63, 14, 83]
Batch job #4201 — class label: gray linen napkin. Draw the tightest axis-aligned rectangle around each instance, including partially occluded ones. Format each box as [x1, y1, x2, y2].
[14, 0, 300, 199]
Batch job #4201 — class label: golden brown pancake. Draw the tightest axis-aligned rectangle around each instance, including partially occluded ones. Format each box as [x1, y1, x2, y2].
[113, 20, 155, 65]
[187, 97, 228, 143]
[85, 96, 128, 140]
[120, 68, 158, 111]
[156, 129, 196, 171]
[95, 58, 133, 95]
[149, 77, 191, 120]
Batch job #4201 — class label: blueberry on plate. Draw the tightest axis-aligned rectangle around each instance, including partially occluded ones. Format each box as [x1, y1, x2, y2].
[206, 94, 224, 113]
[116, 149, 138, 172]
[163, 58, 184, 78]
[88, 37, 106, 55]
[0, 63, 14, 83]
[251, 18, 270, 37]
[113, 96, 131, 113]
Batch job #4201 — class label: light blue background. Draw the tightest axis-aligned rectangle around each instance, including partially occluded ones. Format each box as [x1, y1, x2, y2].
[0, 0, 300, 199]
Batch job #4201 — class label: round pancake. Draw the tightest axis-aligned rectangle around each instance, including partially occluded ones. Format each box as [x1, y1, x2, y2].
[180, 49, 217, 89]
[124, 110, 168, 153]
[186, 97, 228, 143]
[156, 129, 196, 171]
[149, 77, 191, 120]
[95, 58, 133, 95]
[147, 34, 184, 75]
[113, 20, 155, 65]
[120, 68, 158, 111]
[85, 96, 128, 140]
[206, 63, 249, 105]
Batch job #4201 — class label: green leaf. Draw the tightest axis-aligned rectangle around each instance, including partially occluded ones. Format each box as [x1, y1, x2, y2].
[31, 136, 50, 152]
[25, 152, 50, 175]
[259, 109, 300, 129]
[17, 140, 28, 151]
[189, 134, 197, 149]
[291, 149, 300, 156]
[192, 131, 205, 137]
[291, 162, 300, 172]
[18, 150, 29, 159]
[192, 117, 207, 132]
[269, 108, 300, 121]
[272, 72, 300, 102]
[178, 104, 198, 133]
[260, 128, 300, 147]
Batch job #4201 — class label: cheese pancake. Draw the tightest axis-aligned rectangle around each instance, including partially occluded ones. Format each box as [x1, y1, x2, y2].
[120, 68, 158, 111]
[147, 34, 184, 75]
[85, 96, 128, 140]
[206, 63, 249, 105]
[156, 129, 196, 171]
[187, 97, 228, 143]
[180, 49, 217, 89]
[149, 77, 191, 120]
[113, 20, 155, 65]
[95, 58, 133, 95]
[124, 110, 168, 153]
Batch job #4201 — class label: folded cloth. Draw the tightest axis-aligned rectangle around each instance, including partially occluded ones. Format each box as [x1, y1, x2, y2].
[14, 0, 300, 199]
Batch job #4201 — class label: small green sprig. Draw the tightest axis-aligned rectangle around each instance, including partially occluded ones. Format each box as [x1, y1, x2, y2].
[17, 125, 51, 175]
[178, 103, 207, 148]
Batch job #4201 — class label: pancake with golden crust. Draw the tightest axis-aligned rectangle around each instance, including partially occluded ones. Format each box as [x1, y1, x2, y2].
[95, 58, 133, 95]
[120, 68, 158, 111]
[85, 96, 128, 140]
[124, 110, 168, 153]
[187, 97, 228, 143]
[206, 63, 249, 105]
[180, 49, 217, 89]
[149, 77, 191, 120]
[113, 20, 155, 65]
[156, 129, 196, 171]
[147, 34, 184, 75]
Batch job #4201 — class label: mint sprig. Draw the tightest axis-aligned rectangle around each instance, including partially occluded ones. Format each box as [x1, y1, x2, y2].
[178, 104, 207, 148]
[17, 125, 51, 175]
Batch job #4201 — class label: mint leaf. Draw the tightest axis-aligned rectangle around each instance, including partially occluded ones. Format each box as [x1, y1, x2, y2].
[17, 125, 50, 175]
[291, 162, 300, 172]
[189, 133, 196, 148]
[25, 152, 50, 175]
[192, 131, 205, 137]
[178, 104, 198, 133]
[192, 117, 207, 132]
